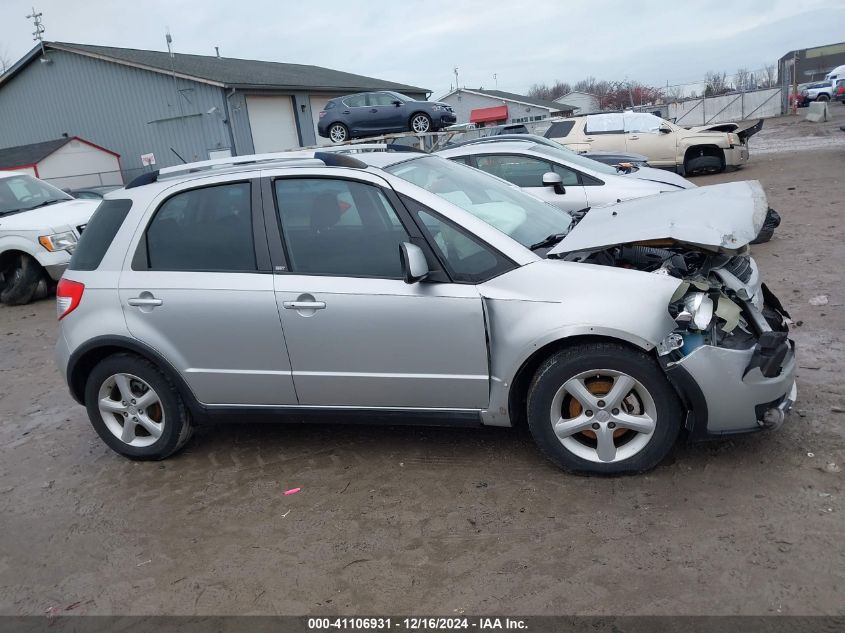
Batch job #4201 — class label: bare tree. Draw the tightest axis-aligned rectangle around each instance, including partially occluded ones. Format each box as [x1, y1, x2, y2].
[528, 80, 571, 101]
[704, 70, 729, 96]
[666, 84, 684, 102]
[0, 45, 12, 74]
[734, 67, 750, 91]
[759, 64, 776, 88]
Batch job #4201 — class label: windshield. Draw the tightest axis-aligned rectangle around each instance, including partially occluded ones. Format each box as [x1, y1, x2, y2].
[529, 142, 619, 175]
[0, 174, 73, 216]
[385, 156, 572, 250]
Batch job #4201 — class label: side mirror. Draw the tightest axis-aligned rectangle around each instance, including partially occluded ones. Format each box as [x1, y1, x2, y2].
[659, 124, 672, 134]
[400, 242, 429, 284]
[392, 100, 403, 106]
[542, 171, 566, 195]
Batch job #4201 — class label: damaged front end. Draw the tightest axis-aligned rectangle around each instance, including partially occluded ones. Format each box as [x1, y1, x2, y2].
[567, 241, 796, 437]
[546, 181, 797, 437]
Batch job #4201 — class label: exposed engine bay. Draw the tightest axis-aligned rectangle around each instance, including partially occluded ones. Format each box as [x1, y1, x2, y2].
[559, 241, 792, 370]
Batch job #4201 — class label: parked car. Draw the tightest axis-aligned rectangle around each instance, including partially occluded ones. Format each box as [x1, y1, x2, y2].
[436, 139, 692, 212]
[544, 112, 755, 175]
[317, 91, 456, 143]
[444, 133, 652, 168]
[835, 78, 845, 103]
[0, 171, 99, 305]
[802, 81, 834, 103]
[67, 185, 122, 200]
[56, 151, 795, 474]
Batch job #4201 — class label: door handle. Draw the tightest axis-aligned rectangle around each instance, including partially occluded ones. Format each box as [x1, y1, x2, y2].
[342, 110, 350, 114]
[584, 137, 594, 142]
[370, 108, 378, 113]
[128, 296, 163, 307]
[283, 301, 326, 310]
[629, 135, 640, 140]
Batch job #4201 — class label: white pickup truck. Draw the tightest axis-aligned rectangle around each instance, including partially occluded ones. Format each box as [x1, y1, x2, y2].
[0, 171, 99, 305]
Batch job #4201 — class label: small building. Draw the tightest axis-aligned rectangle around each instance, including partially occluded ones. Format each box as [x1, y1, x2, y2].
[778, 41, 845, 84]
[555, 91, 601, 115]
[0, 42, 428, 181]
[0, 136, 122, 188]
[438, 88, 575, 126]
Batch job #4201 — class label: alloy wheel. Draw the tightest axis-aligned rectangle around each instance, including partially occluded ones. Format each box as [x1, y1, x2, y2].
[97, 373, 165, 447]
[549, 369, 656, 463]
[329, 125, 347, 143]
[411, 115, 431, 133]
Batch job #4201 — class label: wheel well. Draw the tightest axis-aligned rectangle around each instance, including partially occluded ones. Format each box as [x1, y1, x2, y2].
[684, 144, 724, 162]
[0, 249, 33, 273]
[68, 342, 202, 418]
[409, 111, 432, 124]
[506, 335, 649, 429]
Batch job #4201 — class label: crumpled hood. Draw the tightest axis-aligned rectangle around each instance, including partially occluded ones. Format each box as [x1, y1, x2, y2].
[0, 199, 99, 233]
[623, 166, 694, 189]
[549, 180, 768, 255]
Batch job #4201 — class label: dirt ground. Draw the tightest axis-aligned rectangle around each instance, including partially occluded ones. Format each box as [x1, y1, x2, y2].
[1, 110, 844, 617]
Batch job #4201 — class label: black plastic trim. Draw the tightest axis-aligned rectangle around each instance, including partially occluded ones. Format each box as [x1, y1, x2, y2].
[659, 356, 711, 441]
[202, 406, 483, 426]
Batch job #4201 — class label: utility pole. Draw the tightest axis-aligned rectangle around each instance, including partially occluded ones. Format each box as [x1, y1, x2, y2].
[453, 66, 460, 91]
[26, 7, 48, 59]
[493, 73, 498, 89]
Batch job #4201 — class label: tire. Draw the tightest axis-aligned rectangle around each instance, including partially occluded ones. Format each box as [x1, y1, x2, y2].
[84, 353, 194, 460]
[526, 341, 683, 475]
[0, 253, 44, 306]
[328, 123, 349, 143]
[409, 113, 433, 134]
[684, 149, 724, 175]
[751, 208, 780, 244]
[817, 94, 830, 102]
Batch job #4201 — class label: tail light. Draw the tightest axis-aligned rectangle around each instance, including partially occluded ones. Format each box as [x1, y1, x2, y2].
[56, 278, 84, 320]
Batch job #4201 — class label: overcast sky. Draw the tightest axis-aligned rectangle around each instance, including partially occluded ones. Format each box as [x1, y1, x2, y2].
[2, 0, 844, 97]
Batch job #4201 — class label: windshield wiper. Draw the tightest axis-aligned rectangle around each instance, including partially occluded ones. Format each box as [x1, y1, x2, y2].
[529, 233, 567, 251]
[24, 198, 65, 211]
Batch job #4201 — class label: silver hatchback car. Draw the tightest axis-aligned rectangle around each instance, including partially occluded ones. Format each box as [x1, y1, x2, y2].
[55, 151, 796, 474]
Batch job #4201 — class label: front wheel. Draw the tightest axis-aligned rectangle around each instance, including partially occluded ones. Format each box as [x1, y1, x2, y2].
[526, 342, 683, 474]
[817, 94, 830, 102]
[328, 123, 349, 143]
[84, 353, 193, 460]
[410, 113, 433, 133]
[0, 253, 44, 305]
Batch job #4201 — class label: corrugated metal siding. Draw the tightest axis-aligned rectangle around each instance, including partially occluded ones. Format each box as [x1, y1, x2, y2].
[0, 50, 231, 179]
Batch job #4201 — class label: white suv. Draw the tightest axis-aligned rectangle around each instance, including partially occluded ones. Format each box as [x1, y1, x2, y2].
[0, 171, 99, 305]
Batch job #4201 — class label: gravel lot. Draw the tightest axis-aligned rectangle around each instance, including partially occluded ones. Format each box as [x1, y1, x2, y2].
[1, 111, 844, 616]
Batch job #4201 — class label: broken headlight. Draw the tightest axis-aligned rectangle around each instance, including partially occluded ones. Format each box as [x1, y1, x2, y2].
[676, 292, 714, 330]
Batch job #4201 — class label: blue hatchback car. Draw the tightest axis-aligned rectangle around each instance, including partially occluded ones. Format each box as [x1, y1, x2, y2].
[317, 91, 456, 143]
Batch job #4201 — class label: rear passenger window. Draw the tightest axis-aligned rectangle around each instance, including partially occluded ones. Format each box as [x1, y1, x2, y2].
[69, 199, 132, 271]
[143, 182, 256, 271]
[585, 114, 623, 134]
[474, 154, 558, 188]
[274, 178, 410, 278]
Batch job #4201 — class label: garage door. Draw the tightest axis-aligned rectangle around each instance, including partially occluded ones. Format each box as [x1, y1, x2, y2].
[310, 95, 341, 146]
[246, 96, 299, 152]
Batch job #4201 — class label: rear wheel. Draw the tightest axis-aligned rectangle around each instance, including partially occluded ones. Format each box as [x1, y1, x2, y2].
[410, 113, 433, 133]
[328, 123, 349, 143]
[817, 94, 830, 102]
[84, 353, 193, 460]
[0, 253, 44, 305]
[526, 342, 683, 474]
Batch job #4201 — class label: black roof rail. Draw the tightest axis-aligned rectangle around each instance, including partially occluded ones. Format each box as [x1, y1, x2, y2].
[126, 170, 159, 189]
[314, 152, 368, 168]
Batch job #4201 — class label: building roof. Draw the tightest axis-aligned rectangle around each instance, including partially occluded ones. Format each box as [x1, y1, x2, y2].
[0, 42, 429, 94]
[0, 138, 71, 168]
[0, 136, 119, 169]
[465, 88, 575, 111]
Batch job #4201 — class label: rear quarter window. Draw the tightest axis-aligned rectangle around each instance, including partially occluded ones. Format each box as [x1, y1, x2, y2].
[68, 199, 132, 271]
[545, 121, 575, 138]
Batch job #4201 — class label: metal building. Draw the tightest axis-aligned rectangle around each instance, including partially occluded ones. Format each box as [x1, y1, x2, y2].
[438, 88, 574, 126]
[0, 42, 428, 181]
[778, 41, 845, 84]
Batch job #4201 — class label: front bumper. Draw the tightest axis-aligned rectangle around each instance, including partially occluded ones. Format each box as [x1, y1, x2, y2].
[35, 249, 72, 280]
[724, 144, 749, 167]
[437, 113, 457, 126]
